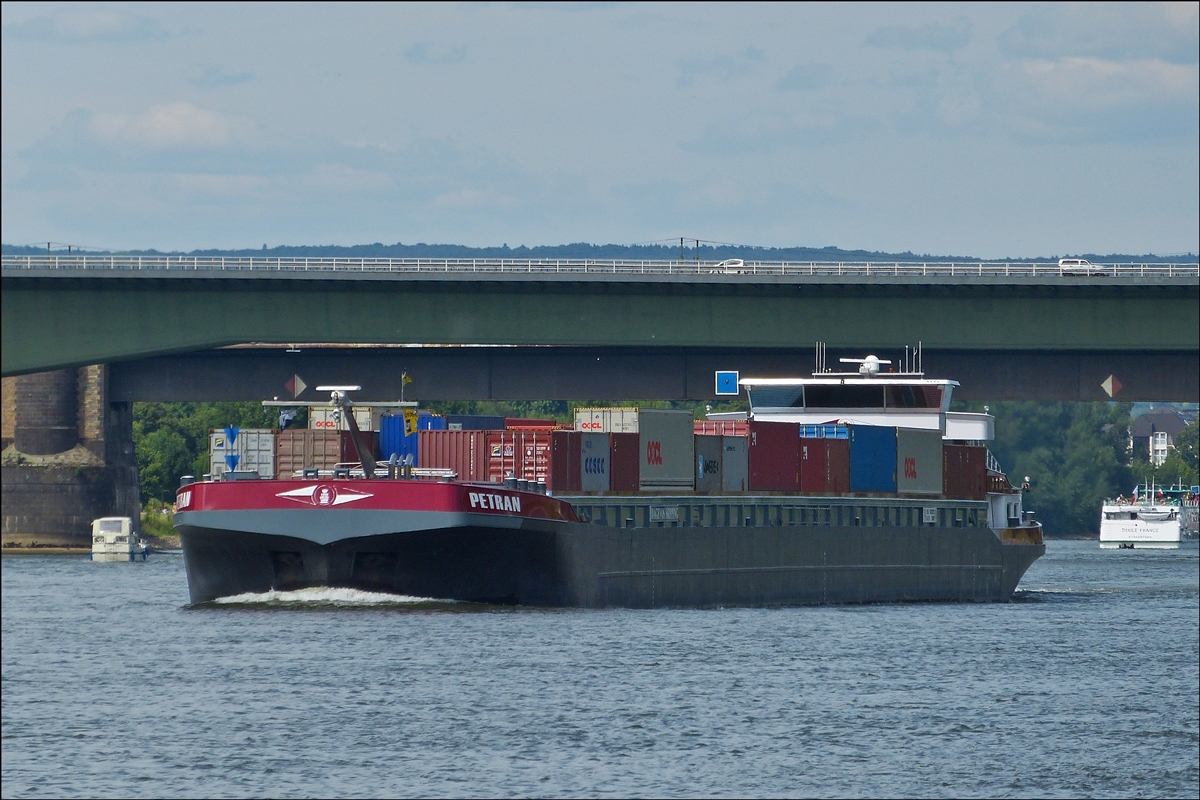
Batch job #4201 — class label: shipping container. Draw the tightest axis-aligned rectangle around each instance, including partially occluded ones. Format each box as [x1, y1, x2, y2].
[574, 407, 639, 433]
[896, 428, 944, 495]
[418, 430, 489, 481]
[943, 444, 988, 499]
[379, 412, 445, 466]
[486, 430, 552, 484]
[721, 436, 748, 492]
[799, 437, 850, 493]
[209, 428, 276, 478]
[549, 431, 582, 493]
[848, 425, 897, 493]
[580, 433, 611, 492]
[446, 414, 506, 431]
[694, 435, 723, 492]
[694, 419, 749, 437]
[638, 409, 695, 489]
[798, 423, 848, 439]
[609, 433, 640, 492]
[275, 429, 347, 476]
[308, 406, 374, 431]
[505, 418, 558, 429]
[748, 421, 801, 491]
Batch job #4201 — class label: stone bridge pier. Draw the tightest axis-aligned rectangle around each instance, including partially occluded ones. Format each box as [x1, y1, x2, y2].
[1, 365, 140, 547]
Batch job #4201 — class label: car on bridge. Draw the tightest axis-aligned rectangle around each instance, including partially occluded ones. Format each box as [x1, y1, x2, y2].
[1058, 258, 1106, 276]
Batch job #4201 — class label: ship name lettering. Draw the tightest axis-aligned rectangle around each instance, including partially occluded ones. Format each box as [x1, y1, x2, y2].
[468, 492, 520, 513]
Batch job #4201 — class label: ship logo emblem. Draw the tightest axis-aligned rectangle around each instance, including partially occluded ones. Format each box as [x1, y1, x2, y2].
[276, 484, 374, 507]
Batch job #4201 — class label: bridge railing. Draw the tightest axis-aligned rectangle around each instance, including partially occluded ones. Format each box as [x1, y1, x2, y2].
[3, 255, 1198, 278]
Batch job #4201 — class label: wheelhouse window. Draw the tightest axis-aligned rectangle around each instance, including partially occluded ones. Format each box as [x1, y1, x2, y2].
[803, 384, 886, 409]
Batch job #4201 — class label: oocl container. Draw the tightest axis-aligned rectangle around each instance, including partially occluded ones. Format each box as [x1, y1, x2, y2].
[896, 428, 944, 495]
[308, 406, 374, 431]
[549, 431, 582, 492]
[799, 437, 850, 493]
[721, 436, 748, 491]
[580, 433, 611, 492]
[574, 407, 639, 433]
[418, 430, 488, 481]
[695, 435, 723, 493]
[848, 425, 897, 493]
[209, 428, 276, 478]
[748, 421, 801, 491]
[638, 409, 695, 490]
[609, 433, 640, 492]
[943, 444, 988, 499]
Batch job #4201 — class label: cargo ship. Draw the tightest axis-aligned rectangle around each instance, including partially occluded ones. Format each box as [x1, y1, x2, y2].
[176, 357, 1045, 606]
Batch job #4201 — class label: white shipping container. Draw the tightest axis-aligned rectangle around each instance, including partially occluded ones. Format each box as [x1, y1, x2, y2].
[638, 409, 695, 489]
[574, 407, 639, 433]
[209, 428, 276, 478]
[308, 406, 374, 432]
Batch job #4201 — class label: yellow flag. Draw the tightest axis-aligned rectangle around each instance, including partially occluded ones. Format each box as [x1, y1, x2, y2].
[403, 408, 419, 436]
[402, 373, 413, 386]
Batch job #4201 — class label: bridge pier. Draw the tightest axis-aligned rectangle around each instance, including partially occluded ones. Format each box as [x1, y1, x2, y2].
[2, 365, 140, 548]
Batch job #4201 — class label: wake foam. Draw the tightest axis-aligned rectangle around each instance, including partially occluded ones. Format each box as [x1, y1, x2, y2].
[213, 587, 449, 606]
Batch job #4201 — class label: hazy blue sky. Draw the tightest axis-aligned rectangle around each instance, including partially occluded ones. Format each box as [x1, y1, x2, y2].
[2, 2, 1197, 256]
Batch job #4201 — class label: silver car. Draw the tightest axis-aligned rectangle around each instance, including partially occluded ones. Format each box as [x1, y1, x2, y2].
[1058, 258, 1106, 276]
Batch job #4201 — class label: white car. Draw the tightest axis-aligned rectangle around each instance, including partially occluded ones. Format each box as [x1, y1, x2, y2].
[1058, 258, 1105, 276]
[709, 258, 746, 274]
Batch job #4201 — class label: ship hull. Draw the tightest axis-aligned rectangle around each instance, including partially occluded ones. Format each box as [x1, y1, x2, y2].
[179, 518, 1043, 607]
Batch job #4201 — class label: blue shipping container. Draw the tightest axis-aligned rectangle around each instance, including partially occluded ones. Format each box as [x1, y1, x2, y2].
[848, 425, 897, 493]
[798, 424, 848, 439]
[379, 413, 446, 466]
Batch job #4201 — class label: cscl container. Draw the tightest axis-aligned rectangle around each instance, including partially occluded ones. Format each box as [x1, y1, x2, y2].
[638, 409, 695, 490]
[609, 433, 640, 492]
[694, 420, 749, 437]
[580, 433, 611, 492]
[896, 428, 944, 495]
[549, 431, 581, 492]
[486, 430, 552, 484]
[748, 421, 801, 491]
[446, 414, 506, 431]
[694, 435, 723, 493]
[799, 437, 850, 493]
[275, 429, 344, 476]
[574, 407, 639, 433]
[209, 428, 276, 478]
[943, 444, 988, 499]
[721, 436, 748, 491]
[848, 425, 897, 493]
[308, 406, 375, 431]
[418, 430, 488, 481]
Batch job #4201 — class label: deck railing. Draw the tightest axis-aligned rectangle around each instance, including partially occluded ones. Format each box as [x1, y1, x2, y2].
[2, 255, 1198, 279]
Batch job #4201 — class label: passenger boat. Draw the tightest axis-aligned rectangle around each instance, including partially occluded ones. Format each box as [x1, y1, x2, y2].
[176, 358, 1045, 606]
[1099, 481, 1200, 549]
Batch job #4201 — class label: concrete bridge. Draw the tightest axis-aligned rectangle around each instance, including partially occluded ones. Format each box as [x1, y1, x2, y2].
[3, 257, 1198, 398]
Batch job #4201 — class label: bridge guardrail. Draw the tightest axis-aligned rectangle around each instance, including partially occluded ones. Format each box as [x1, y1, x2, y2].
[2, 255, 1198, 279]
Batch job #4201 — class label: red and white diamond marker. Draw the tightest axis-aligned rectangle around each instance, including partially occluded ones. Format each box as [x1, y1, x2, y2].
[1100, 375, 1123, 397]
[276, 484, 373, 507]
[285, 374, 307, 398]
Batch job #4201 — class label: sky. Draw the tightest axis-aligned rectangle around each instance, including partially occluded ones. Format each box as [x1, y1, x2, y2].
[1, 2, 1197, 257]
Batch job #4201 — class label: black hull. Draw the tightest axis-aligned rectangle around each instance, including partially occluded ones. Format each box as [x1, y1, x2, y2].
[180, 521, 1044, 607]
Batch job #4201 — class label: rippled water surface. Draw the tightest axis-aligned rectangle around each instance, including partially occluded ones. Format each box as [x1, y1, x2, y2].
[3, 541, 1197, 798]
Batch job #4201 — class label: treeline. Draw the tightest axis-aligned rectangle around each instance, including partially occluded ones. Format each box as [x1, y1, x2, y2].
[4, 241, 1193, 263]
[133, 400, 1197, 536]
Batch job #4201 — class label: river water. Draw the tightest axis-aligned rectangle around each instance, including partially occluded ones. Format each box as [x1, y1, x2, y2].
[2, 541, 1197, 798]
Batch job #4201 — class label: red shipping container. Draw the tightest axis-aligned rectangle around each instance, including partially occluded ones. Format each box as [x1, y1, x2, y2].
[943, 444, 988, 499]
[748, 421, 801, 491]
[339, 430, 378, 464]
[800, 437, 850, 493]
[549, 430, 581, 492]
[609, 432, 640, 492]
[694, 420, 750, 436]
[505, 418, 558, 430]
[486, 430, 553, 484]
[418, 430, 489, 481]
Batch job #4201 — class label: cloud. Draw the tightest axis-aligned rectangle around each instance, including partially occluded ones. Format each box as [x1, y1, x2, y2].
[777, 64, 832, 92]
[405, 42, 467, 64]
[193, 64, 255, 89]
[676, 47, 764, 88]
[89, 103, 255, 149]
[6, 164, 84, 191]
[999, 3, 1199, 64]
[1, 9, 167, 44]
[865, 20, 970, 53]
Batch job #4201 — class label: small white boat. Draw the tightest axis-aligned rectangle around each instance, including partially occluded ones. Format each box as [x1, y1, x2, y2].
[90, 517, 149, 562]
[1099, 481, 1198, 549]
